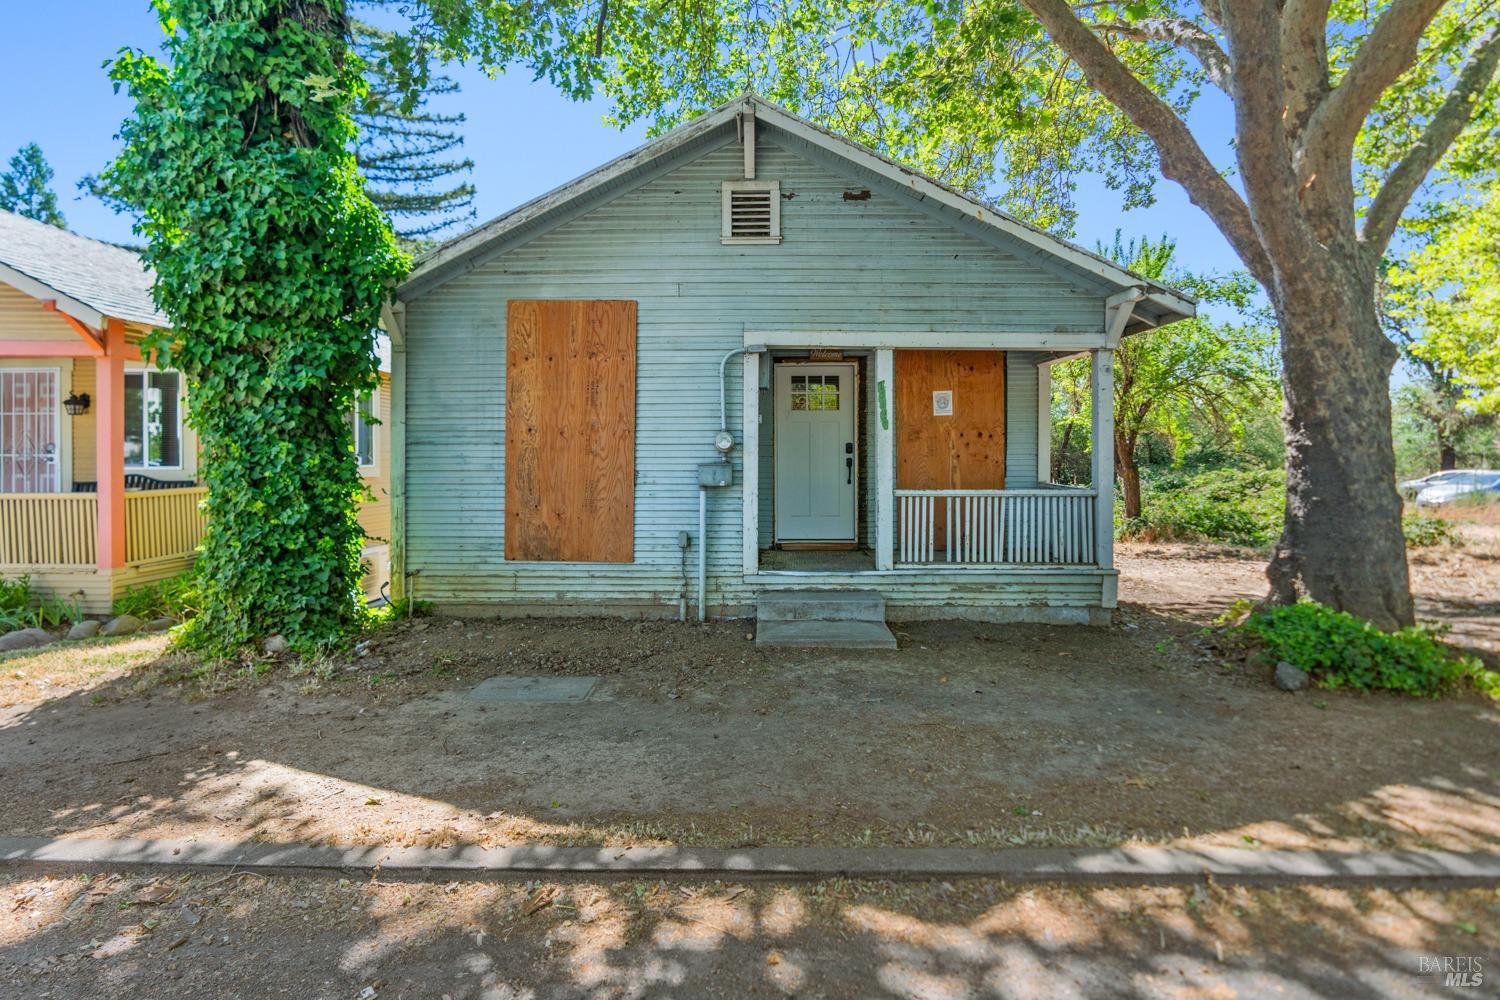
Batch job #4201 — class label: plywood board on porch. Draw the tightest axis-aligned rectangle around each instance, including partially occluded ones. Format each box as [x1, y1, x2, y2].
[504, 300, 636, 563]
[894, 350, 1006, 490]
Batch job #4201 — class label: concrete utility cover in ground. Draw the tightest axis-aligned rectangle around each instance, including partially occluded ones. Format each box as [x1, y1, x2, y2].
[465, 677, 598, 703]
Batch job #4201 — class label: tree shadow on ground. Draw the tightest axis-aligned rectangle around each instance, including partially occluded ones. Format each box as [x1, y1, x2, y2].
[2, 867, 1495, 997]
[2, 605, 1499, 993]
[0, 606, 1496, 858]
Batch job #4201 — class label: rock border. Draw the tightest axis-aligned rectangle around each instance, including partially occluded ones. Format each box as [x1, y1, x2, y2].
[2, 837, 1498, 888]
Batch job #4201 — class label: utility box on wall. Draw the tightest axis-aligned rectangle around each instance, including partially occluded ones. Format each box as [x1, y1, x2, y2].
[698, 461, 733, 488]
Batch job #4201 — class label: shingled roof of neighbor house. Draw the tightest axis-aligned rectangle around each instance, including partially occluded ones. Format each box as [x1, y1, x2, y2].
[0, 208, 168, 328]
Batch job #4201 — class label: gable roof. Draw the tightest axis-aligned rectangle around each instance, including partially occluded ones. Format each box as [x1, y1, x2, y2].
[0, 209, 168, 329]
[400, 93, 1195, 330]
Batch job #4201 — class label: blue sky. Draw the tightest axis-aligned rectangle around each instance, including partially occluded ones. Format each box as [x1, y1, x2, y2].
[0, 2, 1247, 285]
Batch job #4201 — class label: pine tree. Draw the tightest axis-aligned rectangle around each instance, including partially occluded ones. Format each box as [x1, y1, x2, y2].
[0, 144, 67, 228]
[352, 20, 475, 248]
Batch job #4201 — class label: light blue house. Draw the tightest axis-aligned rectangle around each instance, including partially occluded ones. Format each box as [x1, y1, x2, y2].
[385, 94, 1194, 629]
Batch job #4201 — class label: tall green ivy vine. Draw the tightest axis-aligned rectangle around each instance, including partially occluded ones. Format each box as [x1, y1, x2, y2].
[103, 0, 407, 654]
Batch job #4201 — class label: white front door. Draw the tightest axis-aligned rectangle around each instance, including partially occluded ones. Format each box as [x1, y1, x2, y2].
[0, 369, 60, 493]
[774, 363, 857, 542]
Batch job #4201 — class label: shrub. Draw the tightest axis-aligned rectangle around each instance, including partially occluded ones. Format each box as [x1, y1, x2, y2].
[113, 572, 201, 622]
[0, 576, 81, 631]
[1238, 601, 1494, 698]
[32, 595, 83, 628]
[1119, 467, 1285, 546]
[0, 576, 35, 624]
[1402, 515, 1459, 548]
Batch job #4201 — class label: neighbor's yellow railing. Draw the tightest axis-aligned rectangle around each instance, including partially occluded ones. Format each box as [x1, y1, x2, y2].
[125, 486, 209, 563]
[0, 494, 98, 566]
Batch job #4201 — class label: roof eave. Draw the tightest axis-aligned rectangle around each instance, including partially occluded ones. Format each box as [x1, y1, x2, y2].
[0, 261, 107, 329]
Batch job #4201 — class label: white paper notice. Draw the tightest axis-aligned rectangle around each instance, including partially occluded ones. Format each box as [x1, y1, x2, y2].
[932, 390, 953, 416]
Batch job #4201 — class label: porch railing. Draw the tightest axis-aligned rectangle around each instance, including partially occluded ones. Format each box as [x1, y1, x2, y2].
[0, 494, 99, 566]
[896, 487, 1097, 566]
[126, 486, 209, 563]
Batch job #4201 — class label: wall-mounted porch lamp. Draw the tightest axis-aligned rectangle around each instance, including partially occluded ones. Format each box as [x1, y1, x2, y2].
[63, 392, 90, 417]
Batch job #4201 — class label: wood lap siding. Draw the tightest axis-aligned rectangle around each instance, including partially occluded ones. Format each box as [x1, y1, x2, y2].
[402, 138, 1108, 612]
[505, 300, 636, 563]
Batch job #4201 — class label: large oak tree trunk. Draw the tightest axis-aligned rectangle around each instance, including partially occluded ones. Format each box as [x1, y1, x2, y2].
[1266, 252, 1414, 630]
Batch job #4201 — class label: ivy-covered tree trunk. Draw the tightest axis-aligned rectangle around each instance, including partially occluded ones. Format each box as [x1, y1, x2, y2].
[103, 0, 406, 653]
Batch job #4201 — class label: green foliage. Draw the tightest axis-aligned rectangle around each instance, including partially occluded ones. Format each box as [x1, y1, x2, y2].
[101, 1, 407, 656]
[1239, 602, 1494, 699]
[0, 143, 66, 227]
[113, 572, 201, 622]
[1050, 234, 1279, 498]
[1401, 515, 1459, 549]
[1385, 189, 1500, 414]
[1119, 467, 1285, 547]
[352, 20, 476, 247]
[376, 2, 1202, 237]
[0, 576, 35, 616]
[1389, 382, 1498, 480]
[0, 576, 81, 631]
[366, 596, 434, 627]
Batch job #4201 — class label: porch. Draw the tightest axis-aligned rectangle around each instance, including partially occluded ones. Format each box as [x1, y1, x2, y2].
[0, 487, 209, 610]
[736, 338, 1120, 620]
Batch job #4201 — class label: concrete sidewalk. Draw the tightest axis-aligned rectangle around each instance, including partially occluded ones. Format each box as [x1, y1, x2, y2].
[3, 835, 1499, 887]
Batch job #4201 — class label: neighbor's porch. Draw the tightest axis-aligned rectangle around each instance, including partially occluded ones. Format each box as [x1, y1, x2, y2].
[0, 310, 208, 610]
[740, 338, 1119, 616]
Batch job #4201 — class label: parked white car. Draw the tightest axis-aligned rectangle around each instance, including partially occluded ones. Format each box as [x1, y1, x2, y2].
[1414, 471, 1500, 508]
[1399, 470, 1473, 498]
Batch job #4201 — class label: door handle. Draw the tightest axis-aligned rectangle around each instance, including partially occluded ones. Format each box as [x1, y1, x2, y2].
[846, 456, 853, 484]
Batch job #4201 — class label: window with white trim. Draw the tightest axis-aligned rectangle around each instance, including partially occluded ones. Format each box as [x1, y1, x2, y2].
[124, 370, 182, 469]
[351, 393, 376, 468]
[721, 180, 781, 243]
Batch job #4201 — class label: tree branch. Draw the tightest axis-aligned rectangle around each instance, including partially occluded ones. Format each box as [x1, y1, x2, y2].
[1305, 0, 1448, 156]
[1096, 17, 1231, 91]
[1218, 2, 1317, 259]
[1280, 0, 1332, 138]
[1361, 22, 1500, 257]
[1017, 0, 1274, 287]
[1198, 0, 1227, 32]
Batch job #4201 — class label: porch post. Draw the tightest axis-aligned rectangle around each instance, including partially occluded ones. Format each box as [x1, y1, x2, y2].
[1090, 347, 1115, 584]
[95, 318, 127, 570]
[874, 348, 895, 571]
[741, 351, 759, 576]
[389, 338, 407, 602]
[1036, 359, 1052, 484]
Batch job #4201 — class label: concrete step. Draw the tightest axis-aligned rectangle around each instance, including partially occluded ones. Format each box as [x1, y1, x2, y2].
[755, 588, 886, 623]
[755, 619, 898, 650]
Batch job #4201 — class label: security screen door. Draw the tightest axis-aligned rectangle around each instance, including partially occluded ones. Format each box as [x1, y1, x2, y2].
[0, 369, 60, 493]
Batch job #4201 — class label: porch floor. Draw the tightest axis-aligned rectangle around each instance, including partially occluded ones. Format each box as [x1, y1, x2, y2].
[758, 548, 876, 573]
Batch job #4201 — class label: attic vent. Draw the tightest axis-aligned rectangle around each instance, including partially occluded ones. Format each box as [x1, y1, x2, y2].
[721, 180, 781, 244]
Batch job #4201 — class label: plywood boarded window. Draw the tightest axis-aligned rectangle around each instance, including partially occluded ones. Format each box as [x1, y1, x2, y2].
[895, 350, 1005, 491]
[505, 300, 636, 562]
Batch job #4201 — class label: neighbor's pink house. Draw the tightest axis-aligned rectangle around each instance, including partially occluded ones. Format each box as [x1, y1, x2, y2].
[0, 210, 390, 612]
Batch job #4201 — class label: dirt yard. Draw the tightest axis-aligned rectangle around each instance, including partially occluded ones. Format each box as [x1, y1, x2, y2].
[0, 532, 1496, 860]
[2, 871, 1496, 998]
[1118, 518, 1500, 663]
